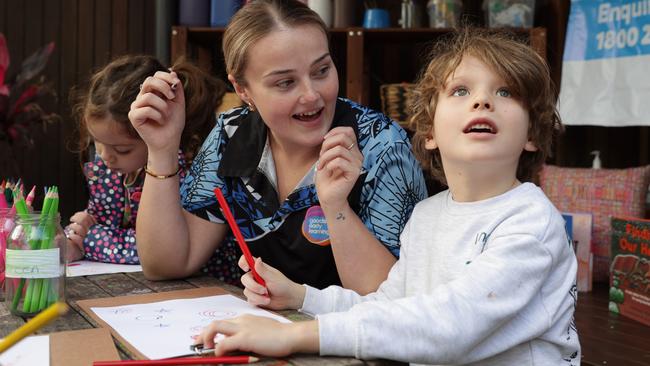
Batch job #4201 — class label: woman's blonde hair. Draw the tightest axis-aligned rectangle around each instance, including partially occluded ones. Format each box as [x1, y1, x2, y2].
[223, 0, 328, 86]
[409, 28, 562, 185]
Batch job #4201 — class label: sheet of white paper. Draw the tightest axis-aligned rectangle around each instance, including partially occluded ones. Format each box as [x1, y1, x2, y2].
[0, 335, 49, 366]
[90, 294, 290, 360]
[66, 260, 142, 277]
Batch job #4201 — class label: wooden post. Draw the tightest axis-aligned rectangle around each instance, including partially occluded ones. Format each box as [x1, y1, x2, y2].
[170, 26, 187, 64]
[529, 27, 547, 60]
[346, 28, 365, 104]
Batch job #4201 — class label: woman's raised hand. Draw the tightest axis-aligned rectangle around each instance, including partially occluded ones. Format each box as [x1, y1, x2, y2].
[316, 126, 363, 211]
[239, 255, 305, 310]
[128, 71, 185, 156]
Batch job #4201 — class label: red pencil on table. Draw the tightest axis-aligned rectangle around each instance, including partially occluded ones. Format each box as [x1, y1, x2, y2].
[213, 187, 265, 286]
[93, 355, 259, 366]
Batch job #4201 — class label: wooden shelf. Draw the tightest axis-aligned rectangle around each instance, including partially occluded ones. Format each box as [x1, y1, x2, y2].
[576, 283, 650, 366]
[171, 25, 546, 109]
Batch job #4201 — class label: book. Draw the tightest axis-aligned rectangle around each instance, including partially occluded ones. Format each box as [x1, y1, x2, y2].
[609, 216, 650, 326]
[562, 212, 593, 292]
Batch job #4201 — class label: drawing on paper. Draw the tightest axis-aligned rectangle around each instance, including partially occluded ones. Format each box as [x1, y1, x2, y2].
[90, 294, 291, 360]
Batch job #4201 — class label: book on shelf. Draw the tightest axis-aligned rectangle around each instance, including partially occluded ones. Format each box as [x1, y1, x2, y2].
[562, 212, 593, 292]
[609, 216, 650, 327]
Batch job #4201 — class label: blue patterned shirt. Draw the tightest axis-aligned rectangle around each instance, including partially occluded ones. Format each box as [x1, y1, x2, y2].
[181, 98, 427, 288]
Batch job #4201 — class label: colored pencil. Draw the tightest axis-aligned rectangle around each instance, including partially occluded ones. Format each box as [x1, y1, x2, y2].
[4, 181, 13, 206]
[0, 302, 69, 353]
[0, 181, 7, 210]
[213, 187, 265, 286]
[93, 355, 259, 366]
[22, 188, 54, 313]
[25, 185, 36, 207]
[10, 188, 30, 312]
[0, 191, 7, 210]
[37, 188, 60, 309]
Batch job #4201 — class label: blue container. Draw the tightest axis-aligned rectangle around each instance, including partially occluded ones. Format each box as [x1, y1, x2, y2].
[363, 8, 390, 28]
[211, 0, 243, 27]
[179, 0, 211, 26]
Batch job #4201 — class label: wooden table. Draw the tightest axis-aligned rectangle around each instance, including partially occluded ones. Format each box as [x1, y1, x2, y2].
[6, 272, 646, 365]
[0, 272, 400, 365]
[576, 282, 650, 366]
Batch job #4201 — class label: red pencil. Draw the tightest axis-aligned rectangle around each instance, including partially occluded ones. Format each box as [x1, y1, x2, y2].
[93, 355, 259, 366]
[213, 187, 265, 286]
[0, 181, 6, 210]
[25, 185, 36, 207]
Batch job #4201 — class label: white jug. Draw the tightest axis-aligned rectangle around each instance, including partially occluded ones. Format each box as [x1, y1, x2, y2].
[309, 0, 333, 28]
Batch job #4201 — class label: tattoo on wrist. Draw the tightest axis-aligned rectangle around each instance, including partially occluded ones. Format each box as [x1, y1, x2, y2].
[336, 212, 345, 220]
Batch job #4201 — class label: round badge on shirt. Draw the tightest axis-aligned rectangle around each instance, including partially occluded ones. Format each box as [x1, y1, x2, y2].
[302, 205, 331, 246]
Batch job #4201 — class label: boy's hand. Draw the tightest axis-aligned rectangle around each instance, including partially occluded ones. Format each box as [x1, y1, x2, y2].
[239, 256, 306, 310]
[198, 316, 318, 357]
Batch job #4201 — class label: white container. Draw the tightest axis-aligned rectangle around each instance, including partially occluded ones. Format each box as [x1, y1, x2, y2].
[309, 0, 333, 28]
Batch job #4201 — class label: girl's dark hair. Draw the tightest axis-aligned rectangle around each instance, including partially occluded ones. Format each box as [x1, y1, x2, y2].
[409, 28, 563, 185]
[70, 54, 226, 164]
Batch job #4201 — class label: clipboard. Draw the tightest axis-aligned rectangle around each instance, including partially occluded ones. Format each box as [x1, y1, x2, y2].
[51, 328, 119, 366]
[76, 287, 230, 360]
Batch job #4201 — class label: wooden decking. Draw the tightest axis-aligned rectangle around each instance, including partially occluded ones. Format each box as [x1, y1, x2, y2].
[576, 282, 650, 366]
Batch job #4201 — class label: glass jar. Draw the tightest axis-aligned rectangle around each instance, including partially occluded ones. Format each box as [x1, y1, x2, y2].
[0, 208, 16, 290]
[427, 0, 462, 28]
[4, 212, 65, 316]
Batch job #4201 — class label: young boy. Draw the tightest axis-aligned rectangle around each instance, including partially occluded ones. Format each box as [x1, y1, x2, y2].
[197, 28, 581, 365]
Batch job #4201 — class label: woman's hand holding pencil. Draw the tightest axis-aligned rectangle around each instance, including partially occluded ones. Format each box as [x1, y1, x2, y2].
[128, 71, 185, 158]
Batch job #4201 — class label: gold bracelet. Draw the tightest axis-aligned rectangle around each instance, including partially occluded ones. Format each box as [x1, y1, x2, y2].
[143, 164, 181, 179]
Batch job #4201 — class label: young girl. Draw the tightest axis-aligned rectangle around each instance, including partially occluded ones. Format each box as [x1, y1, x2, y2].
[197, 28, 581, 365]
[66, 55, 226, 263]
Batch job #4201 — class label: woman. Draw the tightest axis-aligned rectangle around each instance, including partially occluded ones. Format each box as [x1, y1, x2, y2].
[129, 0, 427, 294]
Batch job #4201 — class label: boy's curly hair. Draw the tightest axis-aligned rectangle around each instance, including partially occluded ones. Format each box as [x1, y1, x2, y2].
[409, 28, 562, 185]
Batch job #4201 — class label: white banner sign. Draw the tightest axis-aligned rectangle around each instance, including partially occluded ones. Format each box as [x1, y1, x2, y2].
[559, 0, 650, 126]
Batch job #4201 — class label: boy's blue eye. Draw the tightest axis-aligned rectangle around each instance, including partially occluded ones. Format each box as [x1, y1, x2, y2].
[497, 88, 511, 97]
[452, 87, 468, 97]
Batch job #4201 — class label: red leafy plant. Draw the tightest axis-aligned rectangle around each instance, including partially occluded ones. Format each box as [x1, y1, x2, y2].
[0, 33, 58, 147]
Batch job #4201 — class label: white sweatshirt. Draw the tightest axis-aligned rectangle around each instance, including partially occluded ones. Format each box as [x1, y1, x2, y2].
[301, 183, 580, 366]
